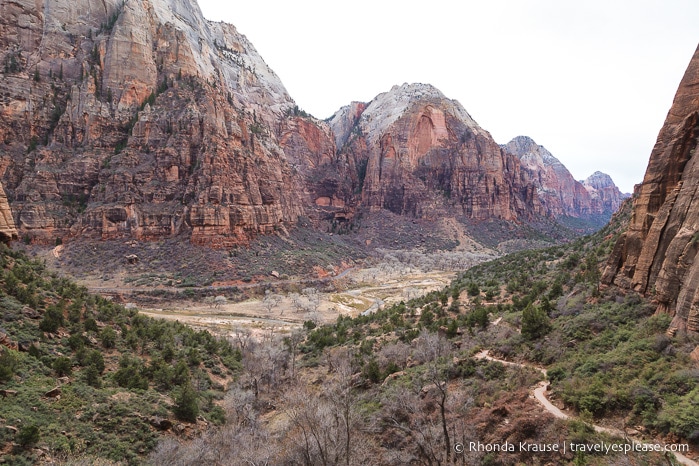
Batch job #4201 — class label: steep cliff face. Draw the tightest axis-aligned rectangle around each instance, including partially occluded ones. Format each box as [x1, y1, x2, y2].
[0, 0, 619, 249]
[503, 137, 627, 221]
[328, 84, 543, 222]
[0, 181, 17, 244]
[582, 171, 628, 215]
[603, 44, 699, 333]
[0, 0, 311, 246]
[503, 136, 593, 218]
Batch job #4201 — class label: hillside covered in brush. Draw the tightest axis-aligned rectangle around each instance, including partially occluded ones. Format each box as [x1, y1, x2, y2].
[147, 200, 699, 465]
[0, 244, 241, 464]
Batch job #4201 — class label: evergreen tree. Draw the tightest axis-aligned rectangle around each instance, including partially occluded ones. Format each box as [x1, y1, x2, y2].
[521, 304, 551, 340]
[174, 381, 199, 422]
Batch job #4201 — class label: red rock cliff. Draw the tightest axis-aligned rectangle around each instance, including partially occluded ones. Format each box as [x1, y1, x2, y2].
[0, 181, 17, 244]
[0, 0, 310, 247]
[329, 84, 543, 222]
[504, 136, 594, 218]
[603, 44, 699, 333]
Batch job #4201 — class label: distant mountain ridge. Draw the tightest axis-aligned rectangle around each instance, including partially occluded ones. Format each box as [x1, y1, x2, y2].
[0, 0, 623, 247]
[503, 136, 627, 220]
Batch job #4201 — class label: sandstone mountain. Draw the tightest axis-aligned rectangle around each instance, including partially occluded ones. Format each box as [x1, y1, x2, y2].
[1, 0, 308, 247]
[328, 84, 542, 222]
[0, 0, 621, 249]
[603, 43, 699, 333]
[582, 171, 628, 215]
[503, 136, 626, 221]
[503, 136, 593, 218]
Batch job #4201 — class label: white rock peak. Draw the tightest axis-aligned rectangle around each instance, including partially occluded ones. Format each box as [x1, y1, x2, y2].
[336, 83, 485, 144]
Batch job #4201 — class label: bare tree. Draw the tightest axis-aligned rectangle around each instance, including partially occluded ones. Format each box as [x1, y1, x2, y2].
[302, 287, 320, 314]
[419, 331, 454, 463]
[289, 292, 303, 313]
[214, 295, 227, 309]
[284, 329, 305, 378]
[326, 348, 359, 466]
[204, 296, 215, 308]
[232, 327, 252, 353]
[262, 290, 281, 314]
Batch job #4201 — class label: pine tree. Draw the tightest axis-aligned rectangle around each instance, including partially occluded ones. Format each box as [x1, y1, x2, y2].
[521, 304, 551, 340]
[174, 381, 199, 422]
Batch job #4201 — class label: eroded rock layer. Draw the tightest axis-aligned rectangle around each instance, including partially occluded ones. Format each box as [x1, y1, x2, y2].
[329, 84, 543, 222]
[0, 181, 17, 243]
[504, 136, 594, 218]
[582, 171, 627, 216]
[0, 0, 309, 246]
[603, 44, 699, 333]
[1, 0, 623, 249]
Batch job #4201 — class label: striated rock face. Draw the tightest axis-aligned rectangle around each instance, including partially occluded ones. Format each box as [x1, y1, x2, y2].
[503, 136, 593, 218]
[0, 0, 620, 249]
[603, 44, 699, 333]
[328, 84, 543, 222]
[0, 0, 309, 246]
[0, 182, 17, 244]
[582, 171, 628, 215]
[503, 136, 626, 221]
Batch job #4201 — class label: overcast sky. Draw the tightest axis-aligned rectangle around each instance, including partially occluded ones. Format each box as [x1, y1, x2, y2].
[197, 0, 698, 193]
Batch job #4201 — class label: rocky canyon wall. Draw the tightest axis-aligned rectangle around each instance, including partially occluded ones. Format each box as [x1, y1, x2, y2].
[329, 84, 544, 223]
[1, 0, 624, 248]
[603, 44, 699, 333]
[0, 0, 315, 246]
[0, 181, 17, 244]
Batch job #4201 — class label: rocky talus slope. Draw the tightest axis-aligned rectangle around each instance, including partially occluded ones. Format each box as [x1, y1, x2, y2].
[603, 43, 699, 333]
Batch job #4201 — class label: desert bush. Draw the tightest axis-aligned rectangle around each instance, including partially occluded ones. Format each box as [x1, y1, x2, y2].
[53, 356, 73, 376]
[0, 349, 19, 381]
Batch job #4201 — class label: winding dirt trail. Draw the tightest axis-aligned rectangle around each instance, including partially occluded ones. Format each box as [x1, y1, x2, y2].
[474, 350, 698, 466]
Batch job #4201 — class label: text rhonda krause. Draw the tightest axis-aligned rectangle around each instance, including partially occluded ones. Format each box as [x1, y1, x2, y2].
[456, 441, 690, 455]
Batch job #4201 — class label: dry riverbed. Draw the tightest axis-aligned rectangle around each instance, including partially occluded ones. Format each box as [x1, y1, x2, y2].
[136, 268, 455, 341]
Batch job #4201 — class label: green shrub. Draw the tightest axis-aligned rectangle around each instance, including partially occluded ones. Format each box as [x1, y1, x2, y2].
[52, 356, 73, 376]
[16, 424, 40, 448]
[82, 364, 102, 388]
[39, 306, 64, 333]
[113, 355, 149, 390]
[173, 381, 199, 422]
[362, 358, 382, 384]
[0, 349, 19, 381]
[521, 304, 551, 340]
[100, 326, 117, 348]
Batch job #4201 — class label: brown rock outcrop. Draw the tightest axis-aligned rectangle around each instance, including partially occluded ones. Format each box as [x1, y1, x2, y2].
[0, 181, 17, 243]
[603, 44, 699, 333]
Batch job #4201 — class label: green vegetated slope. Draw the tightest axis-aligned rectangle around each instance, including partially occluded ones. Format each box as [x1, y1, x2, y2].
[0, 245, 241, 465]
[296, 199, 698, 464]
[452, 201, 699, 442]
[150, 198, 696, 465]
